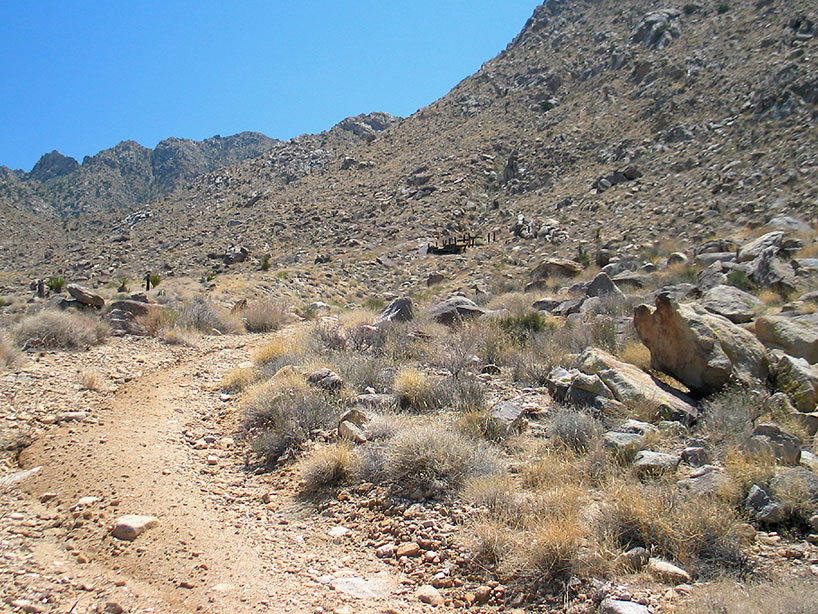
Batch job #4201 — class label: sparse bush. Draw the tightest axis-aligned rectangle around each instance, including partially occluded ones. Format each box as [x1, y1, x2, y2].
[338, 355, 395, 393]
[260, 253, 271, 271]
[242, 383, 340, 464]
[499, 312, 554, 344]
[0, 332, 20, 369]
[135, 307, 179, 336]
[78, 368, 103, 391]
[683, 3, 699, 15]
[301, 443, 358, 489]
[717, 2, 729, 14]
[618, 340, 652, 371]
[178, 297, 244, 335]
[308, 320, 347, 352]
[457, 410, 513, 442]
[684, 577, 818, 614]
[46, 276, 66, 294]
[727, 270, 754, 292]
[548, 407, 602, 453]
[363, 296, 385, 311]
[13, 310, 110, 350]
[702, 385, 766, 453]
[448, 376, 487, 412]
[242, 299, 289, 333]
[148, 273, 161, 288]
[383, 424, 502, 495]
[364, 412, 409, 440]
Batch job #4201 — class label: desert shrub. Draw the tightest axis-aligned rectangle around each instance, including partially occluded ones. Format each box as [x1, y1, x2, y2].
[308, 320, 347, 352]
[726, 270, 754, 292]
[464, 473, 516, 512]
[135, 307, 179, 336]
[548, 407, 602, 453]
[702, 385, 766, 454]
[46, 276, 66, 293]
[457, 410, 514, 442]
[13, 310, 110, 350]
[148, 273, 161, 288]
[337, 355, 395, 393]
[499, 312, 554, 344]
[242, 383, 340, 464]
[393, 368, 451, 412]
[383, 425, 502, 495]
[242, 299, 289, 333]
[363, 296, 385, 311]
[301, 443, 358, 489]
[448, 376, 486, 412]
[260, 254, 271, 271]
[0, 332, 20, 369]
[683, 3, 699, 15]
[178, 297, 244, 334]
[511, 350, 554, 386]
[717, 2, 729, 14]
[684, 577, 818, 614]
[364, 412, 410, 441]
[618, 340, 651, 371]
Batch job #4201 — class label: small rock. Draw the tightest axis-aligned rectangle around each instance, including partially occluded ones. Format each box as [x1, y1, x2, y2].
[416, 584, 444, 605]
[111, 514, 159, 541]
[397, 542, 421, 557]
[599, 598, 650, 614]
[647, 558, 691, 584]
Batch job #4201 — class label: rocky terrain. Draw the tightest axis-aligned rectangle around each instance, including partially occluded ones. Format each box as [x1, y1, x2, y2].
[2, 1, 818, 613]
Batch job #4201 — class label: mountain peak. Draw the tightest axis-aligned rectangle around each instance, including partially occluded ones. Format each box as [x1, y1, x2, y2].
[28, 150, 79, 181]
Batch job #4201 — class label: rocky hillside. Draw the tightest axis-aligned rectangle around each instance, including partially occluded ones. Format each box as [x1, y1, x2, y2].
[0, 0, 816, 294]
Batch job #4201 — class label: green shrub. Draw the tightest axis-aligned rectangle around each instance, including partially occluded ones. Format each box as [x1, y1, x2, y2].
[726, 270, 754, 292]
[499, 312, 553, 343]
[13, 310, 110, 350]
[148, 273, 161, 288]
[717, 2, 729, 14]
[260, 254, 271, 271]
[46, 276, 66, 293]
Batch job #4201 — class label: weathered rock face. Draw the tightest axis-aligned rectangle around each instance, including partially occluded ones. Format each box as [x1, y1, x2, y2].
[578, 347, 697, 422]
[769, 351, 818, 411]
[747, 247, 798, 294]
[630, 9, 681, 50]
[755, 315, 818, 364]
[427, 296, 484, 325]
[633, 294, 768, 396]
[738, 231, 786, 263]
[700, 284, 762, 324]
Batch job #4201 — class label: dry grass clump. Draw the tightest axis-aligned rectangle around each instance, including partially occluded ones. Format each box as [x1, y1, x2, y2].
[78, 368, 103, 391]
[241, 299, 289, 333]
[160, 326, 198, 346]
[599, 481, 745, 574]
[0, 332, 20, 369]
[300, 443, 358, 489]
[220, 366, 258, 392]
[702, 385, 765, 454]
[618, 340, 651, 371]
[393, 367, 449, 412]
[178, 297, 244, 335]
[242, 381, 341, 464]
[13, 310, 110, 350]
[134, 307, 179, 336]
[457, 410, 514, 442]
[684, 576, 818, 614]
[337, 355, 395, 393]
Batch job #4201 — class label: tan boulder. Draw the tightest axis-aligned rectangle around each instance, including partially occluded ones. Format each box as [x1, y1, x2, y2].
[633, 294, 768, 396]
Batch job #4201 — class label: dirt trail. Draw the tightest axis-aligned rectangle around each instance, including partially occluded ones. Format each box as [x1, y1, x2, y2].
[9, 334, 421, 614]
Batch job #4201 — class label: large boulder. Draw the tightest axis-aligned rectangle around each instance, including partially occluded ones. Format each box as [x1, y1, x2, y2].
[755, 315, 818, 364]
[529, 258, 582, 281]
[738, 231, 785, 263]
[578, 347, 697, 422]
[700, 285, 763, 324]
[374, 297, 414, 325]
[67, 284, 105, 308]
[586, 272, 626, 302]
[427, 296, 484, 325]
[634, 294, 768, 396]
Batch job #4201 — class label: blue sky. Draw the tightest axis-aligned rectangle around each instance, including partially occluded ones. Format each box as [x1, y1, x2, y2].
[0, 1, 541, 172]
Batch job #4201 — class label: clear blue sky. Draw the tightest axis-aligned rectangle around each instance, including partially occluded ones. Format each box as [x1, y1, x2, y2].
[0, 1, 541, 172]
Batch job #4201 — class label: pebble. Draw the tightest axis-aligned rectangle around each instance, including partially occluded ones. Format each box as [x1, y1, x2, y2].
[416, 584, 444, 605]
[111, 514, 159, 540]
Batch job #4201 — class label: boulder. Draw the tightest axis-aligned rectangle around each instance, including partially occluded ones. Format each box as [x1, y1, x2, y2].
[634, 294, 768, 396]
[529, 258, 582, 281]
[579, 347, 697, 422]
[67, 284, 105, 308]
[599, 599, 650, 614]
[339, 421, 367, 444]
[306, 368, 343, 390]
[745, 484, 788, 524]
[769, 352, 818, 411]
[374, 297, 414, 325]
[747, 247, 797, 294]
[701, 285, 763, 324]
[586, 272, 626, 302]
[755, 315, 818, 364]
[697, 261, 728, 291]
[491, 401, 527, 430]
[107, 300, 162, 318]
[738, 231, 785, 263]
[770, 467, 818, 504]
[646, 558, 691, 584]
[633, 450, 680, 477]
[677, 465, 734, 498]
[744, 423, 801, 465]
[427, 296, 484, 325]
[630, 9, 681, 49]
